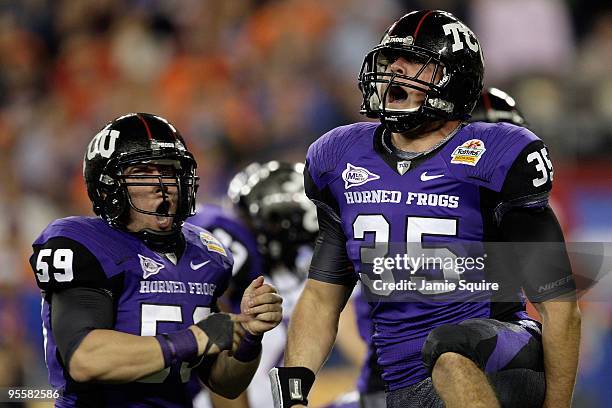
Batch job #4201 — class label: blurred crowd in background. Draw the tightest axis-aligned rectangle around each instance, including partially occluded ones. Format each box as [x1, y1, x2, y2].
[0, 0, 611, 406]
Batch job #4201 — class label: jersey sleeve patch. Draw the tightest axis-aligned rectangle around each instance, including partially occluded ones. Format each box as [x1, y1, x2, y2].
[450, 138, 487, 166]
[452, 123, 541, 192]
[199, 231, 228, 256]
[182, 223, 234, 274]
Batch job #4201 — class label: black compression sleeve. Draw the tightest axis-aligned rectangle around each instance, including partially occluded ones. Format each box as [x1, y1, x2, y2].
[500, 206, 575, 302]
[51, 287, 114, 367]
[308, 207, 357, 287]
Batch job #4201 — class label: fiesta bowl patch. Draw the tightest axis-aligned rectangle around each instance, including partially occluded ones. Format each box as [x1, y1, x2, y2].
[199, 232, 227, 256]
[451, 139, 486, 166]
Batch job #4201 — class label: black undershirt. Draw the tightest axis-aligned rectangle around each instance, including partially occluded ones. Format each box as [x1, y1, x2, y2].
[51, 287, 114, 367]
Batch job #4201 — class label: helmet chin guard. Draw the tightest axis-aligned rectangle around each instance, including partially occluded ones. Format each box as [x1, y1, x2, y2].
[132, 228, 183, 253]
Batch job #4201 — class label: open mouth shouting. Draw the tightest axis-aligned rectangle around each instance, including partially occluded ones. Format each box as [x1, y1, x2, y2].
[386, 84, 409, 104]
[155, 199, 174, 230]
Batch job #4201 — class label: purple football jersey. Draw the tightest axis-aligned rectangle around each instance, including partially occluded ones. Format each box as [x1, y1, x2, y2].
[32, 216, 233, 407]
[188, 204, 264, 313]
[306, 121, 545, 391]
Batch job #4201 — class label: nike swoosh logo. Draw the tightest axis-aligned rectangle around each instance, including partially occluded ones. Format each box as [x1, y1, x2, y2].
[190, 260, 211, 270]
[420, 172, 444, 181]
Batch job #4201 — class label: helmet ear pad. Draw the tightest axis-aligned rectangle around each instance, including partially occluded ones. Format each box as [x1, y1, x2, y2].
[444, 74, 481, 119]
[100, 181, 129, 222]
[174, 175, 197, 225]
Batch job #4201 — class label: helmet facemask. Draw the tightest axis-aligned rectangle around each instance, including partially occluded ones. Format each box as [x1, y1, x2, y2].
[360, 46, 451, 134]
[95, 150, 199, 250]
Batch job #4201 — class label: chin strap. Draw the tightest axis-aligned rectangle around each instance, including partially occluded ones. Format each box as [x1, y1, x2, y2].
[382, 112, 446, 135]
[134, 227, 184, 253]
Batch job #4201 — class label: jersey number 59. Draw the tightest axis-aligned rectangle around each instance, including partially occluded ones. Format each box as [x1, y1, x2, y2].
[35, 248, 74, 283]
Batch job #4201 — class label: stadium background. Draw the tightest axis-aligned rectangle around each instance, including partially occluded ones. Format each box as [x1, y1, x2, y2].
[0, 0, 610, 406]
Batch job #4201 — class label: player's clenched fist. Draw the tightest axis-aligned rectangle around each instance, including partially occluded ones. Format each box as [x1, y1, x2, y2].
[239, 276, 283, 335]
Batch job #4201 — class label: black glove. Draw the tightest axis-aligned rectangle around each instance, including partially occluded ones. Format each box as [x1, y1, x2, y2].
[195, 313, 234, 355]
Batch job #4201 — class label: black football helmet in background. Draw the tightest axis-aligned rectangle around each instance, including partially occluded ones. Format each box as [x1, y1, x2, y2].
[470, 87, 527, 127]
[228, 161, 318, 274]
[83, 113, 198, 250]
[359, 10, 484, 134]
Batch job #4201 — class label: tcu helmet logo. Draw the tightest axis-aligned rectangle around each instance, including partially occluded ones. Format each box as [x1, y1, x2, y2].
[87, 128, 120, 160]
[442, 22, 479, 53]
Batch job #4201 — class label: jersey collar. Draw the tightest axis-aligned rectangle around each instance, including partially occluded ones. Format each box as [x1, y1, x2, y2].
[373, 123, 464, 175]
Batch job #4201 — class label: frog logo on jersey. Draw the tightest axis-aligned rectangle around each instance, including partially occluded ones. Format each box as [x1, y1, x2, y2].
[451, 139, 486, 166]
[199, 232, 227, 256]
[138, 254, 165, 279]
[342, 163, 380, 189]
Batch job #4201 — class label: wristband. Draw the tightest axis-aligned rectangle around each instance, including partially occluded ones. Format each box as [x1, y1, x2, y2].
[155, 329, 198, 367]
[233, 331, 263, 362]
[269, 366, 316, 407]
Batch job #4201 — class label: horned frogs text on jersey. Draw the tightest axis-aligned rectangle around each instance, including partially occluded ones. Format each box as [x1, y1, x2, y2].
[305, 121, 572, 391]
[30, 216, 233, 408]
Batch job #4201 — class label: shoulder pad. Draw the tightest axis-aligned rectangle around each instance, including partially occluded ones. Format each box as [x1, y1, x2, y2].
[182, 223, 234, 271]
[30, 217, 131, 290]
[189, 205, 262, 272]
[446, 122, 541, 192]
[33, 217, 135, 276]
[307, 123, 378, 190]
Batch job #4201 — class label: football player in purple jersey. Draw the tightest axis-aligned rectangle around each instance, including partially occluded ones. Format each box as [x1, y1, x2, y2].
[325, 86, 531, 408]
[270, 10, 580, 408]
[191, 161, 318, 408]
[30, 113, 283, 407]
